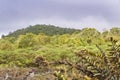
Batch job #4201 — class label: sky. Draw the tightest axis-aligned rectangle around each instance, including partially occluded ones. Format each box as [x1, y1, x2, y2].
[0, 0, 120, 36]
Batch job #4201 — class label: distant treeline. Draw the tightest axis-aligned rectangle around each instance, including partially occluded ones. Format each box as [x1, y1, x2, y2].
[5, 24, 80, 37]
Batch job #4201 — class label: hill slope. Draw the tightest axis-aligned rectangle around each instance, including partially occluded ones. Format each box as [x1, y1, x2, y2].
[6, 24, 80, 37]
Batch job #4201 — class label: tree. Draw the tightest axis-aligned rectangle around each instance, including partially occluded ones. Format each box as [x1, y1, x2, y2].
[17, 33, 36, 48]
[80, 28, 100, 38]
[1, 34, 5, 38]
[110, 27, 120, 36]
[0, 39, 13, 50]
[36, 33, 51, 45]
[6, 24, 79, 37]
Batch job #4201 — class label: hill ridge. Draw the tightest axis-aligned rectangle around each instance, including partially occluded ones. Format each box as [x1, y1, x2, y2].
[6, 24, 80, 37]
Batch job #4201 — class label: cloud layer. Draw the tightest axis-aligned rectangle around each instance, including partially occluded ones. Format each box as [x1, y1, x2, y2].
[0, 0, 120, 35]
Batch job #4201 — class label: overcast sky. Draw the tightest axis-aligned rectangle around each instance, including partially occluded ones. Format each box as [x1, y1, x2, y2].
[0, 0, 120, 36]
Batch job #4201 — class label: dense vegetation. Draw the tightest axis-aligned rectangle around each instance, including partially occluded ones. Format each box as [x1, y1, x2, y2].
[5, 24, 79, 37]
[0, 26, 120, 80]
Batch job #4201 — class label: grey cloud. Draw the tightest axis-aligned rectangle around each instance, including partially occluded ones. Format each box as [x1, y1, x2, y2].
[0, 0, 120, 35]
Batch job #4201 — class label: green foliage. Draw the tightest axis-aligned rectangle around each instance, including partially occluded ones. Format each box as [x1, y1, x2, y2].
[0, 26, 120, 79]
[17, 33, 36, 48]
[0, 39, 13, 50]
[6, 24, 79, 37]
[36, 33, 51, 45]
[53, 71, 67, 80]
[79, 28, 100, 38]
[110, 27, 120, 36]
[73, 40, 120, 80]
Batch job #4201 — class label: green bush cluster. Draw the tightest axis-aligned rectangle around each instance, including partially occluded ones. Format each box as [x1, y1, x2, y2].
[0, 27, 119, 68]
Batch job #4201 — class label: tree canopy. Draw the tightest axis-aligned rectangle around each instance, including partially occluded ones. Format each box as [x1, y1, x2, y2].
[6, 24, 80, 37]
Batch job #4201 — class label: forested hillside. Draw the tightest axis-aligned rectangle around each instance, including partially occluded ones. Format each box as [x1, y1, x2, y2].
[6, 24, 80, 37]
[0, 26, 120, 80]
